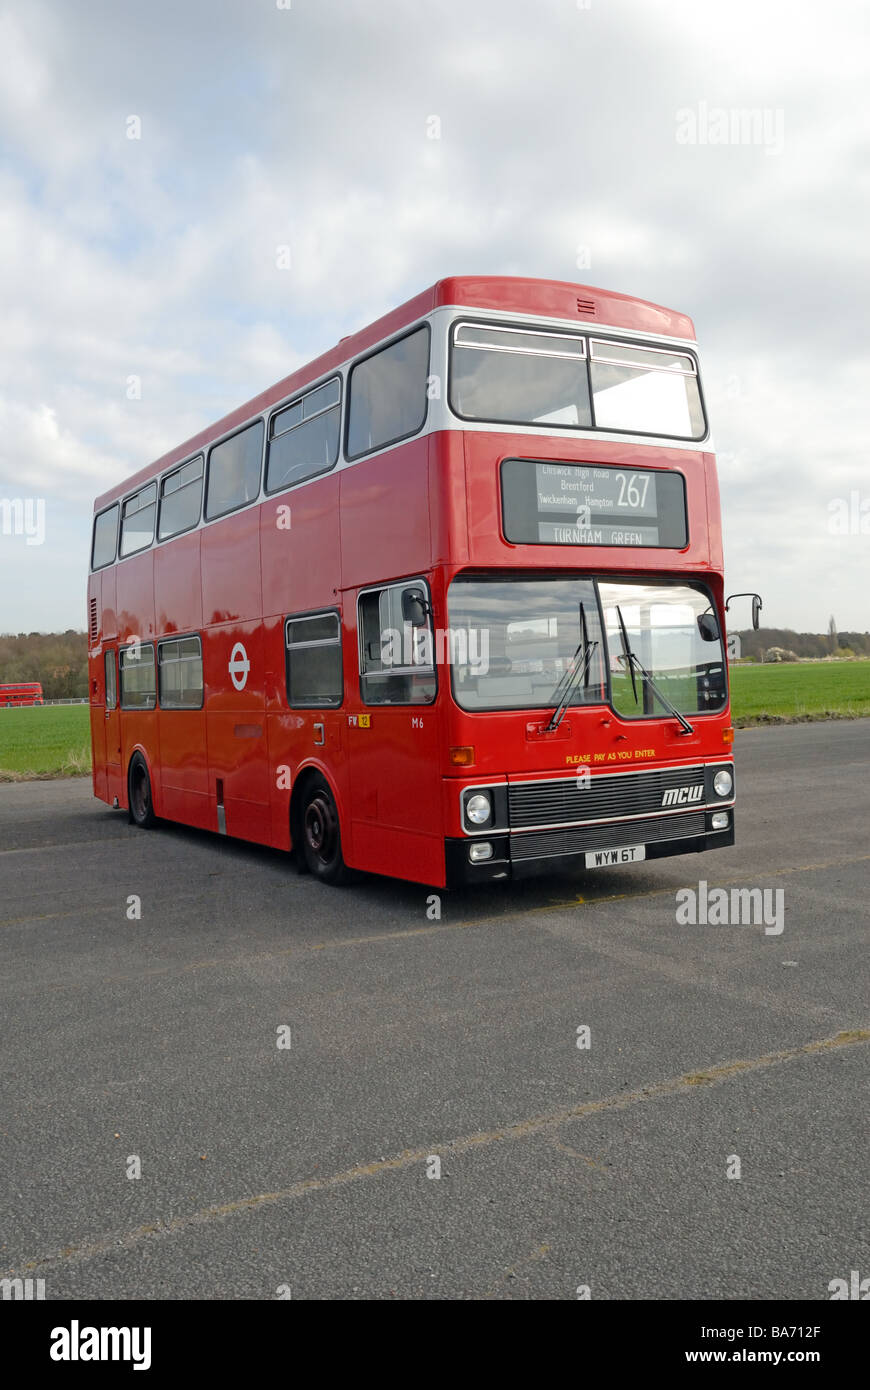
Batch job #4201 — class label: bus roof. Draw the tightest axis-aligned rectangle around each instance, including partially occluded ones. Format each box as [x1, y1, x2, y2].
[94, 276, 696, 512]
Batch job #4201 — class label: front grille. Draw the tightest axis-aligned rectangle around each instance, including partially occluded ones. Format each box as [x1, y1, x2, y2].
[510, 811, 706, 862]
[508, 765, 706, 829]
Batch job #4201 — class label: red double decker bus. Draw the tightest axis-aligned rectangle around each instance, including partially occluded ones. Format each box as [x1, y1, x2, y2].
[88, 276, 736, 888]
[1, 682, 44, 707]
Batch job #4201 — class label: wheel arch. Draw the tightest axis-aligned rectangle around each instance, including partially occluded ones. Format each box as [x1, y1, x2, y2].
[289, 762, 345, 868]
[126, 744, 159, 817]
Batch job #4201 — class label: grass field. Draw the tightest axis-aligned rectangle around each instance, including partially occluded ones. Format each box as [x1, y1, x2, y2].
[728, 660, 870, 725]
[1, 662, 869, 778]
[0, 704, 91, 779]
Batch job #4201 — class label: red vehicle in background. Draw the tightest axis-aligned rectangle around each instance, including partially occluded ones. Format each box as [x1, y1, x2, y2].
[1, 682, 44, 707]
[88, 275, 738, 888]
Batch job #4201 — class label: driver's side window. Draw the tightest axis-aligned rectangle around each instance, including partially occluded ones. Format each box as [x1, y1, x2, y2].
[358, 580, 436, 706]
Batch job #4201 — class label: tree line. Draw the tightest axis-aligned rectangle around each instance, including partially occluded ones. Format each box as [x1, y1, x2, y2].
[1, 623, 867, 700]
[0, 631, 89, 699]
[734, 628, 870, 660]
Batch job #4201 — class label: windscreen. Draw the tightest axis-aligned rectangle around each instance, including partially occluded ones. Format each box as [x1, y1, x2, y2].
[447, 576, 725, 716]
[598, 581, 726, 717]
[446, 577, 606, 712]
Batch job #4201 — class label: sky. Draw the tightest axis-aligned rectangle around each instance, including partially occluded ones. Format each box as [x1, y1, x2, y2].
[0, 0, 867, 634]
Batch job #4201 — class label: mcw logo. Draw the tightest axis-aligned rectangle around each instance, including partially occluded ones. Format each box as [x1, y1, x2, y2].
[662, 785, 704, 807]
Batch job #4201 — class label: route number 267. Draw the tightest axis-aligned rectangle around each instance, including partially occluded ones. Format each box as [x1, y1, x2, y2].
[615, 473, 651, 509]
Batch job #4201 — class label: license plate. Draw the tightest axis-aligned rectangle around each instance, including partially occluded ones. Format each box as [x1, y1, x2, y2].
[584, 844, 646, 868]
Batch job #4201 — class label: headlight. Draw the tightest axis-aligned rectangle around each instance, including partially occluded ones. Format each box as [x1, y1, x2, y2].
[469, 841, 493, 862]
[466, 793, 491, 825]
[713, 769, 733, 797]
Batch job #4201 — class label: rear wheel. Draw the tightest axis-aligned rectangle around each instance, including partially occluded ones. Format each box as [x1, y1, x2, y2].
[301, 775, 351, 885]
[128, 753, 157, 829]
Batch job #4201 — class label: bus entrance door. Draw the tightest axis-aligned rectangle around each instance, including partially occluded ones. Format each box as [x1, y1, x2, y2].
[104, 648, 122, 806]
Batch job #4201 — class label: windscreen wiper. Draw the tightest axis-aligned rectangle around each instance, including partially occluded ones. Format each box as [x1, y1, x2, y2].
[546, 602, 599, 732]
[613, 603, 694, 736]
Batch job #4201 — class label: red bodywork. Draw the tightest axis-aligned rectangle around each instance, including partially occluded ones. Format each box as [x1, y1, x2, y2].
[1, 683, 44, 706]
[88, 277, 731, 886]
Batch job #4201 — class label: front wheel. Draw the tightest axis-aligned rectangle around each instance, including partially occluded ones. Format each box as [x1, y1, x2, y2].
[128, 753, 157, 829]
[301, 775, 352, 885]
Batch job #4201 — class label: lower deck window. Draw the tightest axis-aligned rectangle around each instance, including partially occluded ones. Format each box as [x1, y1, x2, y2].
[158, 635, 203, 708]
[119, 644, 156, 709]
[105, 650, 117, 709]
[285, 612, 343, 707]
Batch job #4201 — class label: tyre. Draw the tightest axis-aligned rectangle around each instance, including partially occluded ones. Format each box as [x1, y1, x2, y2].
[300, 775, 351, 885]
[128, 753, 157, 828]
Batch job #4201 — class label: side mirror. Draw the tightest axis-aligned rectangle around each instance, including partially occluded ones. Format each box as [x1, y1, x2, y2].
[725, 592, 763, 632]
[401, 587, 429, 627]
[697, 612, 720, 642]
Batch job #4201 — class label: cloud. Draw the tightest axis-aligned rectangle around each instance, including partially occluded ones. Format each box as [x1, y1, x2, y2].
[0, 0, 867, 631]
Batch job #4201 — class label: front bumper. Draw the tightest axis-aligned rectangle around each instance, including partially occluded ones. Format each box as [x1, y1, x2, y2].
[445, 810, 735, 887]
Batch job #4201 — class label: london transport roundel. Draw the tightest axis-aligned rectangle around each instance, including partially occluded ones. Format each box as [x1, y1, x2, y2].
[228, 641, 250, 691]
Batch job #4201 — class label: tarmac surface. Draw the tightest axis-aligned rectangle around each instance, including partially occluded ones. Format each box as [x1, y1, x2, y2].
[0, 719, 867, 1299]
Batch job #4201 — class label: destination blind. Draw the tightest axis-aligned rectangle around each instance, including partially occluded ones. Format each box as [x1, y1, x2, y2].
[500, 458, 688, 548]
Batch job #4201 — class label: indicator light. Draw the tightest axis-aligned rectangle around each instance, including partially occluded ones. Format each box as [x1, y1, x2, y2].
[449, 746, 475, 766]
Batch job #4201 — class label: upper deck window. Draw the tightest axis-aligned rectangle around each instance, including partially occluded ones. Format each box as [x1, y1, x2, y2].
[451, 322, 592, 428]
[119, 483, 157, 558]
[589, 340, 705, 440]
[158, 456, 203, 540]
[91, 504, 119, 570]
[205, 419, 264, 521]
[449, 320, 707, 441]
[266, 377, 341, 493]
[346, 326, 429, 459]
